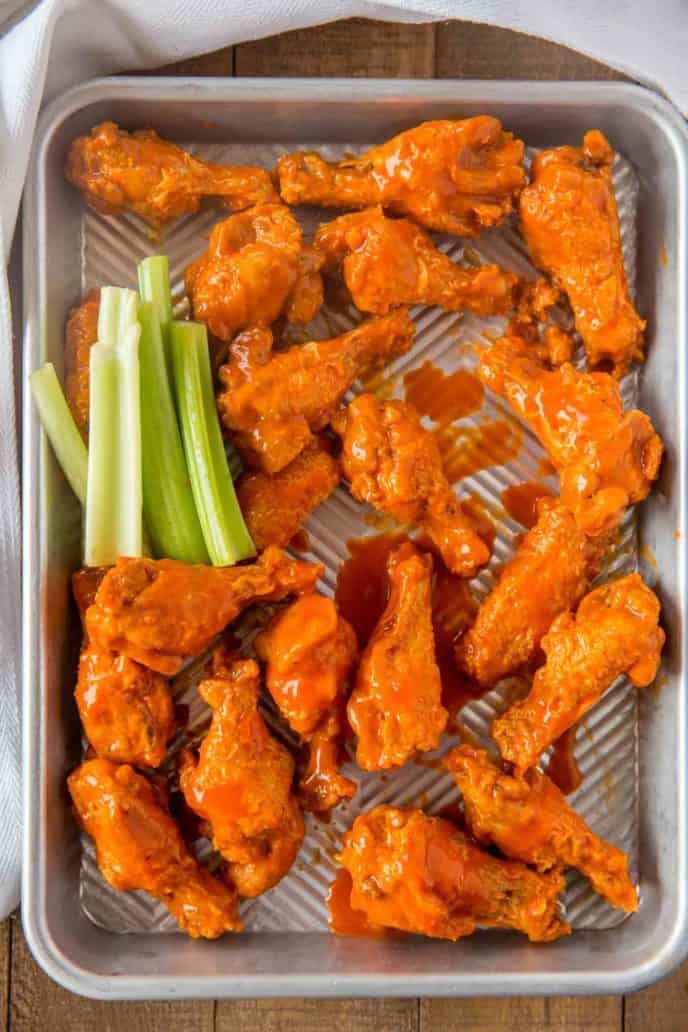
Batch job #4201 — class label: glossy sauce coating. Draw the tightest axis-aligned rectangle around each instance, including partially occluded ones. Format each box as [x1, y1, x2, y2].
[546, 726, 583, 795]
[326, 868, 388, 937]
[403, 361, 484, 425]
[64, 289, 99, 440]
[501, 481, 554, 529]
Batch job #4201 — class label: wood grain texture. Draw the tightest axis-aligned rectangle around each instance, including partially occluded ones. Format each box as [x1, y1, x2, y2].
[420, 996, 622, 1032]
[216, 998, 419, 1032]
[0, 919, 10, 1032]
[624, 960, 688, 1032]
[152, 47, 234, 77]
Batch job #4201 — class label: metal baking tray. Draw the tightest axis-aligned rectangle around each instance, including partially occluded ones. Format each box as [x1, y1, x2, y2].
[22, 77, 688, 1000]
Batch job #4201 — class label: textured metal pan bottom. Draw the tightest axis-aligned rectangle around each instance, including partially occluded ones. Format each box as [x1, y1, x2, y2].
[77, 140, 645, 935]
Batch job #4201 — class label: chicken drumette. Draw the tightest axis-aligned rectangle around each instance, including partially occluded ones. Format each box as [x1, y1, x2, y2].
[217, 309, 415, 474]
[455, 499, 604, 689]
[478, 333, 663, 536]
[347, 543, 448, 770]
[236, 438, 340, 550]
[64, 289, 100, 440]
[332, 394, 490, 577]
[519, 130, 644, 376]
[313, 207, 520, 316]
[277, 117, 526, 237]
[185, 204, 323, 340]
[178, 652, 305, 898]
[66, 121, 277, 226]
[68, 758, 241, 938]
[256, 594, 358, 812]
[338, 805, 568, 942]
[493, 574, 664, 773]
[446, 745, 637, 912]
[85, 547, 322, 675]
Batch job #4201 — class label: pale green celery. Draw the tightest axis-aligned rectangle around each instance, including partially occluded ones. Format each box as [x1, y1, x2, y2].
[170, 320, 255, 565]
[138, 256, 174, 378]
[84, 286, 143, 566]
[138, 301, 209, 563]
[29, 363, 88, 504]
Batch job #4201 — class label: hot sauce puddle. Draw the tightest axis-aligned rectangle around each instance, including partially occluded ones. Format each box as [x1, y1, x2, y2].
[501, 481, 554, 529]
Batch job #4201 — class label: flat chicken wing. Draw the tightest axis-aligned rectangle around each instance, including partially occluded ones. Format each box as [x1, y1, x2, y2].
[333, 394, 490, 577]
[519, 130, 644, 375]
[185, 204, 323, 340]
[277, 117, 526, 237]
[68, 758, 241, 938]
[236, 438, 340, 550]
[347, 543, 448, 770]
[338, 805, 568, 942]
[313, 207, 520, 316]
[66, 121, 277, 226]
[217, 309, 415, 474]
[478, 333, 663, 536]
[493, 573, 664, 773]
[85, 546, 322, 675]
[446, 745, 637, 912]
[256, 594, 358, 811]
[455, 498, 604, 689]
[64, 289, 99, 440]
[178, 653, 304, 898]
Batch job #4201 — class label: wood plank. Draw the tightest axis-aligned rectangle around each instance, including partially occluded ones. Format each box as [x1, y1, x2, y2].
[215, 997, 419, 1032]
[624, 957, 688, 1032]
[436, 22, 629, 81]
[236, 18, 435, 78]
[0, 918, 10, 1032]
[9, 914, 214, 1032]
[151, 47, 234, 77]
[420, 994, 622, 1032]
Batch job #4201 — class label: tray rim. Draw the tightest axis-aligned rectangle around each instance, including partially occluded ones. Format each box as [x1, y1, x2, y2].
[21, 73, 688, 1000]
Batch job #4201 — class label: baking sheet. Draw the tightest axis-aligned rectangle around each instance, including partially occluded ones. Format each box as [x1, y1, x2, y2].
[77, 140, 645, 935]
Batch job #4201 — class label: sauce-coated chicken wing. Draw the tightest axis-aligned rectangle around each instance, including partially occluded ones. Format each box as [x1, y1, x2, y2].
[218, 310, 415, 474]
[66, 121, 277, 226]
[479, 333, 663, 536]
[446, 745, 637, 911]
[313, 207, 520, 315]
[236, 439, 340, 550]
[277, 117, 526, 237]
[68, 758, 241, 938]
[185, 204, 323, 340]
[332, 394, 490, 577]
[64, 289, 99, 440]
[493, 573, 664, 773]
[256, 594, 358, 811]
[85, 547, 322, 675]
[347, 543, 448, 770]
[455, 499, 603, 689]
[178, 653, 304, 897]
[338, 805, 568, 942]
[519, 130, 644, 375]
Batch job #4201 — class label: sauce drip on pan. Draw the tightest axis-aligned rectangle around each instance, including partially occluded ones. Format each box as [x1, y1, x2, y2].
[460, 492, 497, 552]
[546, 726, 583, 795]
[436, 420, 523, 484]
[327, 869, 388, 937]
[403, 361, 484, 423]
[501, 482, 554, 529]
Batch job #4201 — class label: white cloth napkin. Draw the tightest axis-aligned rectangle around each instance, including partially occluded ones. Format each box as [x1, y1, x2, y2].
[1, 0, 687, 922]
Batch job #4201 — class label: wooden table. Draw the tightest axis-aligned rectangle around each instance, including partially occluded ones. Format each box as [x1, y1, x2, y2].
[3, 17, 687, 1031]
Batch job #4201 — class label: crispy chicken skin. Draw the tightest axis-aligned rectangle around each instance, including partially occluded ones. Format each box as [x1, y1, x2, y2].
[66, 121, 277, 227]
[519, 130, 644, 376]
[256, 594, 358, 811]
[68, 758, 242, 938]
[178, 653, 305, 898]
[64, 289, 99, 440]
[236, 439, 340, 550]
[313, 207, 520, 316]
[493, 573, 665, 773]
[347, 543, 448, 770]
[217, 309, 415, 474]
[455, 498, 603, 689]
[185, 204, 324, 340]
[446, 745, 638, 912]
[478, 333, 663, 536]
[333, 394, 490, 577]
[338, 806, 568, 942]
[85, 547, 323, 676]
[277, 117, 526, 237]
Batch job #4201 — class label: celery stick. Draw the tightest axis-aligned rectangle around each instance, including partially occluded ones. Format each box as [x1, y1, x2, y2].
[139, 302, 209, 563]
[29, 363, 88, 504]
[84, 287, 143, 566]
[170, 320, 255, 565]
[138, 256, 173, 378]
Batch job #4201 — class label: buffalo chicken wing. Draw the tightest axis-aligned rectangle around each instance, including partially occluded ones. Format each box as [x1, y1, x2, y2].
[64, 289, 99, 440]
[446, 745, 637, 911]
[68, 758, 242, 938]
[338, 805, 568, 942]
[493, 573, 664, 773]
[277, 117, 526, 237]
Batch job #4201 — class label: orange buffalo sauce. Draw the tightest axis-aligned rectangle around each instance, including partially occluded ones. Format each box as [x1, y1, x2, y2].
[546, 726, 583, 795]
[403, 361, 484, 424]
[436, 419, 523, 484]
[327, 869, 388, 937]
[335, 532, 406, 646]
[501, 482, 554, 529]
[460, 492, 497, 551]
